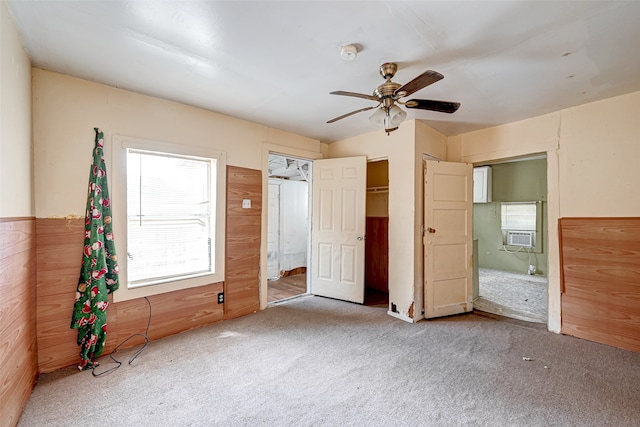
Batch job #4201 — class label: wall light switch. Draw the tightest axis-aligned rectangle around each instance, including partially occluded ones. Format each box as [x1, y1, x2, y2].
[242, 199, 251, 209]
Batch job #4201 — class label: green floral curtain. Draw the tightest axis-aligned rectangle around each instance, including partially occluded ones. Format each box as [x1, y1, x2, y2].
[70, 128, 120, 371]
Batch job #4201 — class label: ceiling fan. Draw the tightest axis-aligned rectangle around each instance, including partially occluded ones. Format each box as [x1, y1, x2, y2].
[327, 62, 460, 134]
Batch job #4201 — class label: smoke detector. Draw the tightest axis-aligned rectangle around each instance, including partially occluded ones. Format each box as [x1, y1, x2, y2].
[340, 44, 358, 61]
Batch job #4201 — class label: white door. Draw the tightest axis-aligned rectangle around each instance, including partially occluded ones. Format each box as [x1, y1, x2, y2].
[267, 181, 280, 279]
[424, 160, 473, 318]
[311, 156, 367, 303]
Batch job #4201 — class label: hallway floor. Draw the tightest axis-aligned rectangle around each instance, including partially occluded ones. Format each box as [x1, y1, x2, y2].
[474, 268, 548, 323]
[267, 273, 307, 303]
[268, 273, 389, 308]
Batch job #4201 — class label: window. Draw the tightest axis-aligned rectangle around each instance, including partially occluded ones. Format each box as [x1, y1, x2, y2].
[501, 202, 537, 231]
[112, 136, 226, 302]
[500, 202, 542, 250]
[127, 150, 214, 287]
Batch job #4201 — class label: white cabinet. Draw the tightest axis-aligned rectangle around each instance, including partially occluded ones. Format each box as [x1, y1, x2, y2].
[473, 166, 492, 203]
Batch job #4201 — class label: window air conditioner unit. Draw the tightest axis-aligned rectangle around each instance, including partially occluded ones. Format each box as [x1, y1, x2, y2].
[507, 231, 534, 247]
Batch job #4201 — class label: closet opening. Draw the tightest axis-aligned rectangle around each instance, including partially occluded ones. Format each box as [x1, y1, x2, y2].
[365, 159, 389, 307]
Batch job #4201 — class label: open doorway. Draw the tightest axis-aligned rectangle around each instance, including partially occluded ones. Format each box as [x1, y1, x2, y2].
[472, 156, 548, 323]
[267, 155, 390, 307]
[266, 154, 311, 303]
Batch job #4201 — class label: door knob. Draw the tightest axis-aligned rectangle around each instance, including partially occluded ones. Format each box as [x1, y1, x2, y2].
[357, 235, 365, 241]
[427, 227, 436, 234]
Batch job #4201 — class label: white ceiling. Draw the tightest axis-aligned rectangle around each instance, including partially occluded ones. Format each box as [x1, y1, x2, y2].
[8, 1, 640, 143]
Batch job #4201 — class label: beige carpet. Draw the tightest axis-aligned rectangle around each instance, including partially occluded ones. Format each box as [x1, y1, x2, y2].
[19, 296, 640, 426]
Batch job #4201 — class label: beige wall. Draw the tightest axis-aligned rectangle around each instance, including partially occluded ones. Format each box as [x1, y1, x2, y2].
[1, 1, 33, 217]
[32, 69, 321, 218]
[33, 69, 323, 315]
[328, 120, 447, 321]
[450, 113, 560, 163]
[558, 91, 640, 217]
[448, 90, 640, 332]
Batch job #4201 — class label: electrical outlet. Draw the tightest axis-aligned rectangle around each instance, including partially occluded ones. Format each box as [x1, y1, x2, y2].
[242, 199, 251, 209]
[217, 292, 224, 304]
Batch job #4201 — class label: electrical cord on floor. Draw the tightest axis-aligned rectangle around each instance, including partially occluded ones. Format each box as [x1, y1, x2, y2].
[92, 296, 151, 377]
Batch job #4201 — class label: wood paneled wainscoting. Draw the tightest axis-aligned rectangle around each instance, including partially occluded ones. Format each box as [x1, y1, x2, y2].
[36, 216, 225, 372]
[559, 217, 640, 352]
[36, 166, 262, 373]
[224, 166, 261, 318]
[365, 217, 388, 293]
[0, 218, 37, 427]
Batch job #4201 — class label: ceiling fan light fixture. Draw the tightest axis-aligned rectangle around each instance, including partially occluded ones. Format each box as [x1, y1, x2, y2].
[384, 125, 399, 135]
[368, 107, 387, 126]
[370, 104, 406, 132]
[327, 62, 459, 136]
[383, 114, 400, 134]
[388, 104, 407, 126]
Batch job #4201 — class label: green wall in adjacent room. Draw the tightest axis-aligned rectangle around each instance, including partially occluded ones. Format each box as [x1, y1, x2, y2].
[473, 158, 548, 275]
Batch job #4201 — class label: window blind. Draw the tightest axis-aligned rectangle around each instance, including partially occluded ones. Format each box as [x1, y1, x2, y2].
[501, 202, 537, 231]
[126, 149, 215, 287]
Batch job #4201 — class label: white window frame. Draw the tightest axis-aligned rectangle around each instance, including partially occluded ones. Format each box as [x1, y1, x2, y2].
[111, 135, 226, 302]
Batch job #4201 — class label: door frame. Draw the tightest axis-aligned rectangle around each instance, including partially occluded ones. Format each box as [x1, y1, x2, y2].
[461, 149, 560, 333]
[472, 154, 549, 324]
[260, 143, 323, 309]
[266, 179, 281, 280]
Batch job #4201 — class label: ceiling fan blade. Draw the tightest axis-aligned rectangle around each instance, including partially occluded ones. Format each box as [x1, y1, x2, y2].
[327, 106, 376, 123]
[395, 70, 444, 97]
[405, 99, 460, 114]
[330, 91, 379, 101]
